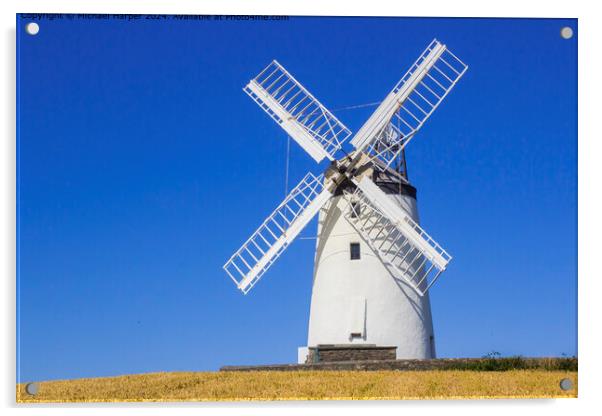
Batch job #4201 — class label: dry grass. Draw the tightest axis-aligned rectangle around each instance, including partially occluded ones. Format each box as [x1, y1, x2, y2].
[17, 370, 577, 402]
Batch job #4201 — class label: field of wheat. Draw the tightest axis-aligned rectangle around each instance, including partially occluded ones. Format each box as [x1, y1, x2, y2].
[16, 370, 577, 402]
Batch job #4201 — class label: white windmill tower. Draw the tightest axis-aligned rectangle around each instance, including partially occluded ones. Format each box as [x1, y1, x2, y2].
[224, 39, 467, 364]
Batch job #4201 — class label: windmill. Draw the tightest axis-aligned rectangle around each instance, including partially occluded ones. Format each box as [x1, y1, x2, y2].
[224, 39, 467, 362]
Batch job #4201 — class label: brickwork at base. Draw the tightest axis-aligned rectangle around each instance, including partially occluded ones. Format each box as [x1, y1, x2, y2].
[305, 345, 397, 363]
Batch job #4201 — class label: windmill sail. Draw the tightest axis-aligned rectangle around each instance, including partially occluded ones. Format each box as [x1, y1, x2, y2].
[351, 39, 468, 167]
[244, 60, 352, 163]
[223, 172, 331, 294]
[346, 176, 452, 296]
[226, 41, 466, 296]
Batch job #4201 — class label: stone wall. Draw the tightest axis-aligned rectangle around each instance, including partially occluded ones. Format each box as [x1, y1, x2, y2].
[220, 357, 578, 372]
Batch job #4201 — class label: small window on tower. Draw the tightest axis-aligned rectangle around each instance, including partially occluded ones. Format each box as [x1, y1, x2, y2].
[350, 243, 360, 260]
[350, 201, 361, 218]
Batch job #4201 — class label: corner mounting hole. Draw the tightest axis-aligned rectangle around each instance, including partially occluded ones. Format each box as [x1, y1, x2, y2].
[560, 27, 573, 39]
[559, 378, 573, 391]
[25, 22, 40, 36]
[25, 382, 39, 395]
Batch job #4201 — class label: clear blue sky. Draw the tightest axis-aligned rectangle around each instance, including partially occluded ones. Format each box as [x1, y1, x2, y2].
[17, 15, 577, 382]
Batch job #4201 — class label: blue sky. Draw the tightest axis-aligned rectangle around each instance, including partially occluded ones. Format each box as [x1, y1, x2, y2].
[17, 15, 577, 382]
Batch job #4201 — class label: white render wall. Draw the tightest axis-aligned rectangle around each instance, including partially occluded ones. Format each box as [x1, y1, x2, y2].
[302, 191, 436, 362]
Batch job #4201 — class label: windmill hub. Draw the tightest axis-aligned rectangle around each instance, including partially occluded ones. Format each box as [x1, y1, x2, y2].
[325, 151, 375, 193]
[223, 39, 467, 363]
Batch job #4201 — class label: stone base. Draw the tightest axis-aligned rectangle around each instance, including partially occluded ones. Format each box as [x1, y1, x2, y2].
[305, 344, 397, 363]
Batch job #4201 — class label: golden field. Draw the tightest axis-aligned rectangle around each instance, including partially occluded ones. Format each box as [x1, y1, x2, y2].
[17, 370, 577, 402]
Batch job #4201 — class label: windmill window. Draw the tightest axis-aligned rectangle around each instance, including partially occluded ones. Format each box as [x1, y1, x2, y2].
[350, 243, 361, 260]
[350, 201, 361, 218]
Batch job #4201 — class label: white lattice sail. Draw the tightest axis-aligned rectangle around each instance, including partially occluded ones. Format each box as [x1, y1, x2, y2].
[244, 60, 352, 163]
[346, 177, 452, 296]
[223, 172, 332, 294]
[351, 39, 468, 167]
